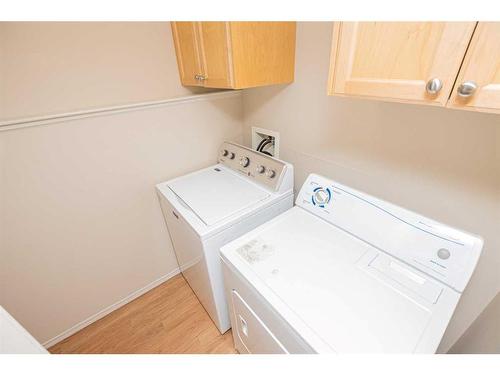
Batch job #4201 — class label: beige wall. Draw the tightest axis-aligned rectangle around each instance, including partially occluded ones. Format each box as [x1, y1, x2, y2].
[242, 22, 500, 352]
[0, 93, 243, 344]
[0, 21, 243, 345]
[0, 22, 212, 122]
[449, 292, 500, 353]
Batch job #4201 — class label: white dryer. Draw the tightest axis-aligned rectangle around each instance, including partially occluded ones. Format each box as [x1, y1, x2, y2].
[156, 142, 293, 333]
[220, 174, 483, 353]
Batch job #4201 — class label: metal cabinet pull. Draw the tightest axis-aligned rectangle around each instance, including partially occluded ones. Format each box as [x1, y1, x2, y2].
[425, 78, 443, 95]
[457, 81, 478, 98]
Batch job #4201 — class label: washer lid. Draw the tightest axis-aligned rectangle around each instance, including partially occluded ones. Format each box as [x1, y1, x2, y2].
[167, 166, 270, 226]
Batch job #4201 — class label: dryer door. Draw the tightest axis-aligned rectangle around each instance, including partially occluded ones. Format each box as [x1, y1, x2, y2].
[231, 290, 288, 354]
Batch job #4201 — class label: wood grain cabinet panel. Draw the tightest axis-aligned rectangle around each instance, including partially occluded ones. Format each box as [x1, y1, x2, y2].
[171, 22, 203, 87]
[197, 22, 234, 88]
[328, 22, 476, 106]
[448, 23, 500, 114]
[171, 22, 296, 89]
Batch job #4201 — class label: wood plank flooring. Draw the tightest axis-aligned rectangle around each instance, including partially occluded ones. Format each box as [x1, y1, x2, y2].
[49, 274, 236, 354]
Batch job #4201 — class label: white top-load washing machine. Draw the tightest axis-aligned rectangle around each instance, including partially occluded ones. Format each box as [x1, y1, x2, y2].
[220, 174, 483, 353]
[156, 142, 293, 333]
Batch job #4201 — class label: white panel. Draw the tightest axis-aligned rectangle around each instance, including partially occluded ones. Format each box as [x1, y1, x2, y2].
[231, 291, 287, 354]
[225, 208, 433, 352]
[218, 141, 288, 192]
[296, 174, 484, 292]
[168, 167, 269, 226]
[360, 252, 444, 305]
[0, 307, 47, 354]
[159, 196, 219, 326]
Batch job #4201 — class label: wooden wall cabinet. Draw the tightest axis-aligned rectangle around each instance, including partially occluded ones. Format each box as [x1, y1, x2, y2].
[447, 23, 500, 114]
[328, 22, 500, 114]
[171, 22, 296, 89]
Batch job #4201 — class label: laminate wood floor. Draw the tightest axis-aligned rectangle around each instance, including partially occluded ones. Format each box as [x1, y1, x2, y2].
[49, 274, 236, 354]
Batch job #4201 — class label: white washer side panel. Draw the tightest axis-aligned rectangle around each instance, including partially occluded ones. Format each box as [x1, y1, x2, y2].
[159, 195, 218, 326]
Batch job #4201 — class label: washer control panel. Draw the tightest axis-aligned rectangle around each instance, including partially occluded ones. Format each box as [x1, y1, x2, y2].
[218, 142, 287, 191]
[312, 187, 331, 207]
[296, 174, 483, 293]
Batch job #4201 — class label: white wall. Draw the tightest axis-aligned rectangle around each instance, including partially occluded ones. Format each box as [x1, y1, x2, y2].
[242, 22, 500, 352]
[0, 22, 212, 122]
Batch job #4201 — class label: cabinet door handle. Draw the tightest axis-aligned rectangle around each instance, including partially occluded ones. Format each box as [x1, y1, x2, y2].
[425, 78, 442, 95]
[457, 81, 478, 98]
[194, 74, 207, 82]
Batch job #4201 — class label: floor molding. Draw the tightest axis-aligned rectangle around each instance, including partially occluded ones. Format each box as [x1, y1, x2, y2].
[42, 268, 181, 349]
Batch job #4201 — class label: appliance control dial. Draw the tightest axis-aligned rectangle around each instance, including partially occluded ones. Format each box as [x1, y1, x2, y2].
[266, 169, 276, 178]
[437, 248, 451, 260]
[240, 156, 250, 167]
[222, 149, 229, 157]
[228, 152, 235, 160]
[256, 165, 266, 174]
[312, 187, 331, 206]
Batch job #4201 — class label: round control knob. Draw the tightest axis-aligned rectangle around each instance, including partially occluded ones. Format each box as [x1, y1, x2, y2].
[266, 169, 276, 179]
[437, 248, 451, 260]
[228, 152, 235, 160]
[313, 188, 331, 206]
[240, 156, 250, 167]
[256, 165, 266, 174]
[221, 149, 229, 157]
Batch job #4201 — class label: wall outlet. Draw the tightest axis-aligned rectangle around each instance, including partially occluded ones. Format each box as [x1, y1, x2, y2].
[251, 127, 280, 158]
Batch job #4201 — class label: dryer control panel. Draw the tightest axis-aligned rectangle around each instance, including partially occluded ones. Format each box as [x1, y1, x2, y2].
[296, 174, 484, 293]
[218, 142, 290, 192]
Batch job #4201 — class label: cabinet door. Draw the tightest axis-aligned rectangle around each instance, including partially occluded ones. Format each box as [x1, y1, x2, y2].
[328, 22, 476, 105]
[229, 22, 296, 89]
[171, 22, 203, 86]
[197, 22, 233, 88]
[448, 23, 500, 114]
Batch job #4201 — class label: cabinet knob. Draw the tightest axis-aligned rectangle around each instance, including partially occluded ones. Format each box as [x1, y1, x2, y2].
[425, 78, 443, 95]
[457, 81, 478, 98]
[199, 75, 207, 81]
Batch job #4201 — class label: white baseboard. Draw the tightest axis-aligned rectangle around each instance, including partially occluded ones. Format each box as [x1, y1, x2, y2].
[42, 268, 181, 349]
